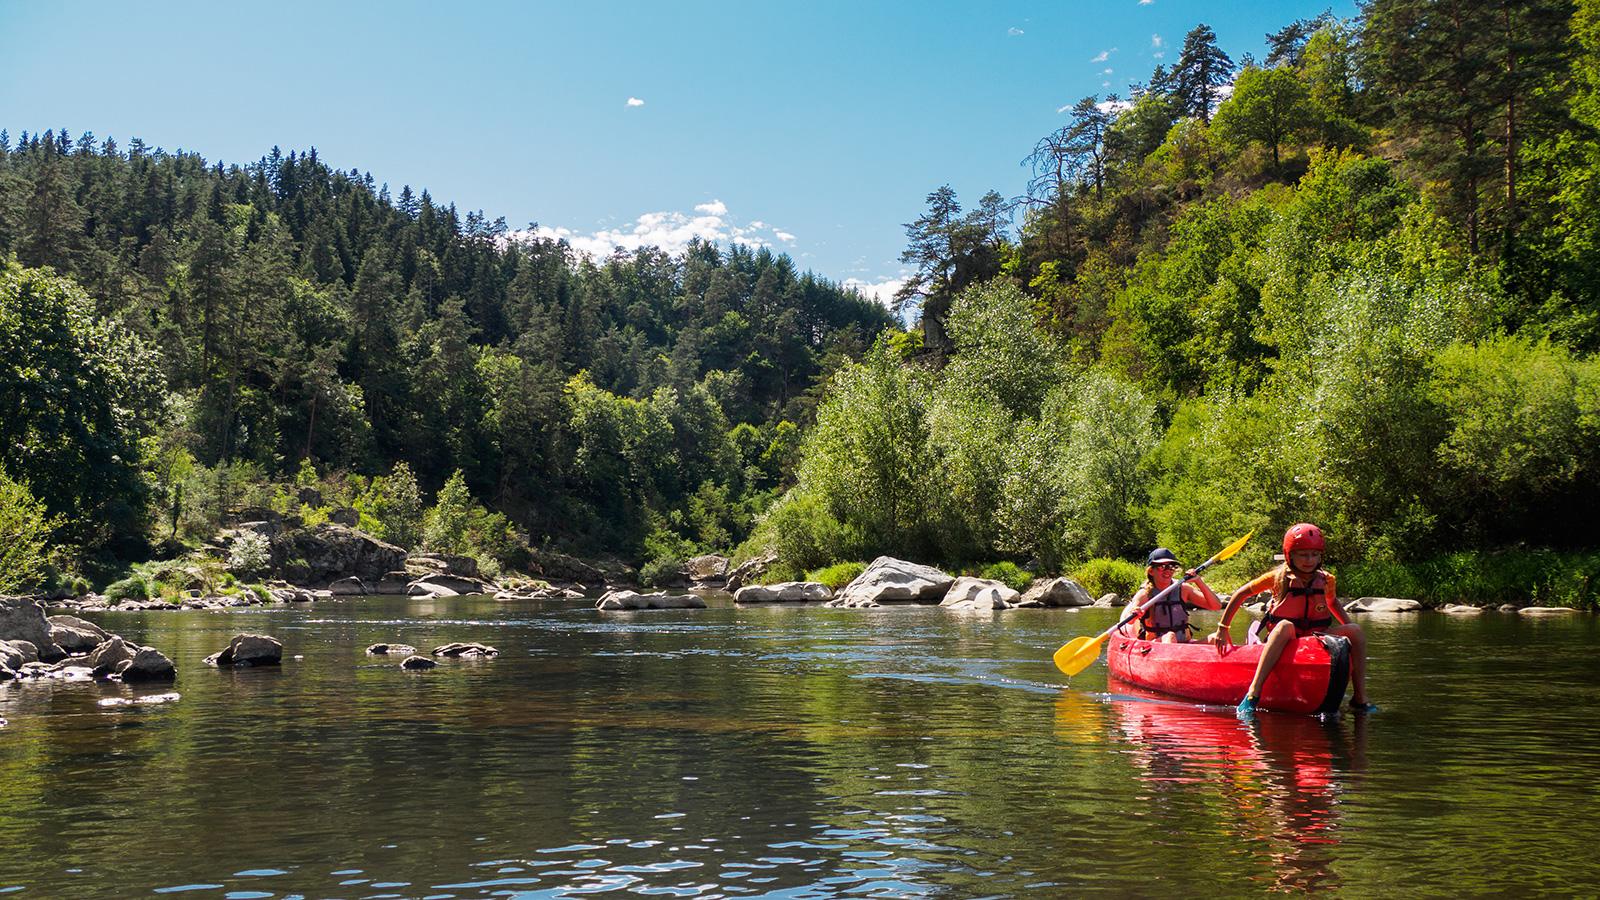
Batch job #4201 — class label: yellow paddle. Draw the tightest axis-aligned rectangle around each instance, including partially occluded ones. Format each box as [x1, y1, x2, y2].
[1053, 530, 1255, 677]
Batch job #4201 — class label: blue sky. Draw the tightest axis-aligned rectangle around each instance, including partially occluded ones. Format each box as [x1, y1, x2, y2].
[1, 0, 1355, 299]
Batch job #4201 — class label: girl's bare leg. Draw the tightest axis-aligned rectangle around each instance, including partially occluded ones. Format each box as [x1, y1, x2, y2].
[1244, 621, 1297, 700]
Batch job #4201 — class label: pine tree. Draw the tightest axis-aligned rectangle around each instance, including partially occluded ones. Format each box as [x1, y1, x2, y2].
[1173, 23, 1237, 123]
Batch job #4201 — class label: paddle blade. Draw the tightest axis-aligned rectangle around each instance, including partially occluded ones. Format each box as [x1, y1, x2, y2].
[1214, 529, 1255, 564]
[1053, 634, 1107, 676]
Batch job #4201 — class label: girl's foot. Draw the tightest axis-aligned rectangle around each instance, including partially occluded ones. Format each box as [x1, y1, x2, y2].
[1236, 694, 1259, 717]
[1349, 699, 1378, 714]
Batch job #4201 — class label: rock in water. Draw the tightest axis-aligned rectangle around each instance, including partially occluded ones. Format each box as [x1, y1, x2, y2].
[205, 633, 284, 667]
[939, 577, 1020, 610]
[733, 582, 833, 604]
[400, 655, 437, 670]
[431, 642, 499, 658]
[1353, 597, 1423, 613]
[595, 590, 706, 610]
[366, 643, 418, 655]
[119, 647, 177, 681]
[1019, 577, 1095, 608]
[829, 557, 954, 608]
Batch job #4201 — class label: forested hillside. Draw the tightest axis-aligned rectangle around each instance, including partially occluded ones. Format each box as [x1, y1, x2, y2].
[747, 0, 1600, 605]
[0, 134, 893, 583]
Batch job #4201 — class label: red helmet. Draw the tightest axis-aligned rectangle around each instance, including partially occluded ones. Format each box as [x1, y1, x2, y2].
[1283, 523, 1326, 557]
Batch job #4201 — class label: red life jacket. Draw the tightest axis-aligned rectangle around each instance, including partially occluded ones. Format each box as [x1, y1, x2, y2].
[1136, 581, 1192, 638]
[1265, 568, 1334, 631]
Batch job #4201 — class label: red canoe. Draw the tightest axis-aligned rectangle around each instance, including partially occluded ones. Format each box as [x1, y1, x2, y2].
[1106, 630, 1351, 715]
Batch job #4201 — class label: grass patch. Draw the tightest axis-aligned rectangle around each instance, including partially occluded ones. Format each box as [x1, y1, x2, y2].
[805, 561, 867, 589]
[976, 561, 1033, 593]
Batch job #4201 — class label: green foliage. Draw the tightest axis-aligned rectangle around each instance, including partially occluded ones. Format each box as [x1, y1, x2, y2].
[639, 554, 685, 589]
[1069, 558, 1144, 599]
[978, 561, 1033, 593]
[1337, 551, 1600, 610]
[0, 466, 61, 593]
[358, 461, 424, 548]
[103, 575, 149, 602]
[1211, 64, 1311, 170]
[0, 261, 162, 553]
[806, 561, 867, 590]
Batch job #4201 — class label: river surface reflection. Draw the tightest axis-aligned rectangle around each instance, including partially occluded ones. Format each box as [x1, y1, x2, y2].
[1, 597, 1597, 896]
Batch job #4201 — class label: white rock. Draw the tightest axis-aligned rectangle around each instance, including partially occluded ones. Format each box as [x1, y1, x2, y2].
[734, 582, 833, 604]
[1354, 597, 1423, 613]
[829, 557, 953, 608]
[939, 577, 1020, 610]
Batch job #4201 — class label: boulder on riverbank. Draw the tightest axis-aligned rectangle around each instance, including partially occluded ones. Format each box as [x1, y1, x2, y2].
[1094, 593, 1120, 608]
[1519, 606, 1580, 616]
[0, 597, 63, 660]
[940, 577, 1019, 611]
[1017, 577, 1095, 608]
[734, 582, 833, 604]
[684, 554, 730, 588]
[1350, 597, 1423, 613]
[828, 557, 954, 608]
[595, 590, 707, 610]
[407, 572, 496, 597]
[205, 634, 284, 667]
[1439, 604, 1485, 615]
[328, 577, 367, 596]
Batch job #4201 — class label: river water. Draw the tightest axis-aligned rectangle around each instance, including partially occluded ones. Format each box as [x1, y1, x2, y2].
[2, 596, 1597, 897]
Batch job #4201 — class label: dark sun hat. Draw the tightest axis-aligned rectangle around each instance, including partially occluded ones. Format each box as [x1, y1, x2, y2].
[1146, 547, 1181, 566]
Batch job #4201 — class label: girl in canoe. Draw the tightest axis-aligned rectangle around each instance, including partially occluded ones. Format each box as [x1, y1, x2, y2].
[1212, 523, 1374, 715]
[1124, 547, 1224, 642]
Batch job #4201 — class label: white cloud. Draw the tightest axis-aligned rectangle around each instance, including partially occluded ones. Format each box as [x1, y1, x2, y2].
[1008, 26, 1024, 36]
[1091, 48, 1117, 63]
[844, 276, 906, 307]
[1139, 0, 1153, 5]
[1056, 102, 1074, 114]
[626, 97, 645, 107]
[1098, 97, 1134, 114]
[508, 201, 796, 259]
[1152, 33, 1165, 58]
[1103, 67, 1114, 74]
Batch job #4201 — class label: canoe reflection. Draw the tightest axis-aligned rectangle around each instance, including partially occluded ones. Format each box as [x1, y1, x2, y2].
[1100, 680, 1367, 892]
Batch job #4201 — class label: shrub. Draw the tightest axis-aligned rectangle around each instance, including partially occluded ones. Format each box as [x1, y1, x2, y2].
[979, 561, 1033, 592]
[228, 531, 273, 578]
[104, 576, 149, 602]
[1070, 557, 1144, 599]
[807, 561, 867, 589]
[640, 554, 685, 588]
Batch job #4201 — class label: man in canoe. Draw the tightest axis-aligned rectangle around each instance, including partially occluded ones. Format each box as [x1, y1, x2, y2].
[1124, 547, 1224, 642]
[1212, 523, 1375, 716]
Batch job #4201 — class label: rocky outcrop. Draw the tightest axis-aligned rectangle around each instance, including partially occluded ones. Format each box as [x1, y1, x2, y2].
[204, 633, 284, 667]
[400, 655, 436, 670]
[406, 552, 480, 579]
[725, 553, 776, 592]
[373, 572, 412, 595]
[734, 582, 833, 604]
[595, 590, 707, 611]
[271, 523, 406, 585]
[328, 577, 367, 596]
[48, 614, 109, 653]
[528, 549, 607, 588]
[828, 557, 953, 608]
[431, 642, 499, 658]
[1350, 597, 1423, 613]
[1017, 577, 1094, 608]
